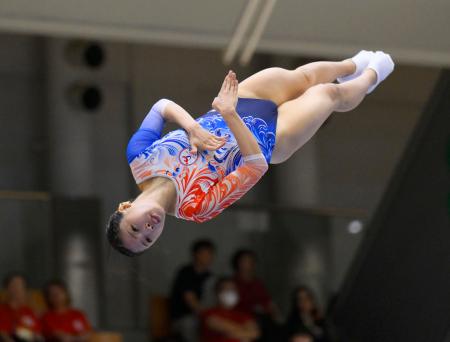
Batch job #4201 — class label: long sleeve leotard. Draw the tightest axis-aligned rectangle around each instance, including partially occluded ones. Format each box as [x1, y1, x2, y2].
[127, 99, 277, 223]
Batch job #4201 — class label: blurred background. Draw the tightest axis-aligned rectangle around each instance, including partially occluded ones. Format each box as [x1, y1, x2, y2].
[0, 1, 449, 342]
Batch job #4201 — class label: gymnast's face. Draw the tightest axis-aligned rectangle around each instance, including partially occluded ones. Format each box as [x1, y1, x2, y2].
[117, 200, 166, 253]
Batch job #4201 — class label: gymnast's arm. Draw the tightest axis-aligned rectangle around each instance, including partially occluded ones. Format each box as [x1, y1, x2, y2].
[127, 99, 225, 162]
[159, 99, 197, 133]
[212, 70, 262, 157]
[161, 100, 226, 153]
[191, 71, 268, 222]
[192, 154, 268, 222]
[135, 98, 196, 136]
[126, 99, 168, 163]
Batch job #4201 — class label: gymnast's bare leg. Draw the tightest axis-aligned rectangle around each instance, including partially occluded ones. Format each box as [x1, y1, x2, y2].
[237, 51, 394, 163]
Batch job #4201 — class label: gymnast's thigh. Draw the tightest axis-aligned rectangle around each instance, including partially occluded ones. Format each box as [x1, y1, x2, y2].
[238, 67, 310, 106]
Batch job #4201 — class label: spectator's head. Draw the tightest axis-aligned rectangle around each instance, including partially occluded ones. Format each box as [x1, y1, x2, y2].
[3, 273, 28, 305]
[44, 279, 71, 310]
[231, 249, 257, 278]
[291, 285, 320, 319]
[191, 239, 215, 269]
[215, 277, 239, 309]
[107, 198, 166, 257]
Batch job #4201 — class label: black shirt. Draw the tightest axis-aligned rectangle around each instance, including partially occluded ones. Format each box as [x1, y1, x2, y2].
[283, 313, 329, 342]
[169, 264, 211, 320]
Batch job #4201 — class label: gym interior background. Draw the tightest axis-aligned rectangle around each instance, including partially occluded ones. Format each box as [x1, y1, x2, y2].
[0, 1, 449, 341]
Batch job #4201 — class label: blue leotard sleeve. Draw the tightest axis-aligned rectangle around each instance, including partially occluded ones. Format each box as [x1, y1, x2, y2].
[126, 99, 172, 163]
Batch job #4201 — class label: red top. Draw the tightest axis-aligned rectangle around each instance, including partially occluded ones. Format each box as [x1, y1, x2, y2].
[41, 309, 91, 337]
[201, 307, 253, 342]
[234, 276, 272, 315]
[0, 303, 41, 334]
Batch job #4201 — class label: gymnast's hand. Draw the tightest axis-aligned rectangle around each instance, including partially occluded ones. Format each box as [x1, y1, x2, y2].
[187, 123, 227, 154]
[212, 70, 239, 116]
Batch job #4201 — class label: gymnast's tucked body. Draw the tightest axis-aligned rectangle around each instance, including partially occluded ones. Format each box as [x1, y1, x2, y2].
[107, 50, 394, 256]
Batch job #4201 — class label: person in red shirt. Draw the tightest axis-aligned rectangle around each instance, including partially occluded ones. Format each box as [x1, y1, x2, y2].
[201, 277, 260, 342]
[231, 250, 275, 317]
[232, 249, 282, 341]
[40, 280, 91, 342]
[0, 273, 42, 342]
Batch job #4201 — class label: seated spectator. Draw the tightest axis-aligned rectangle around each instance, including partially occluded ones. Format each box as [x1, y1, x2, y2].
[169, 239, 216, 342]
[201, 277, 260, 342]
[0, 273, 42, 342]
[231, 249, 275, 317]
[41, 280, 91, 342]
[283, 286, 329, 342]
[231, 249, 280, 341]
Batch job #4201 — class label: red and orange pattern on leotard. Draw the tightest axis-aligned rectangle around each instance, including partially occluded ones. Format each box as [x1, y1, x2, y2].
[130, 128, 268, 223]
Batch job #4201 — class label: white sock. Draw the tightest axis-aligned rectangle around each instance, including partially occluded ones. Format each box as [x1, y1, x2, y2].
[337, 50, 374, 83]
[366, 51, 395, 94]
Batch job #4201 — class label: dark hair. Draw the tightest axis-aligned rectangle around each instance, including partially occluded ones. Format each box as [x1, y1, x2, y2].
[191, 239, 215, 255]
[106, 210, 142, 257]
[2, 272, 27, 289]
[289, 285, 321, 321]
[214, 276, 235, 294]
[44, 279, 71, 308]
[231, 249, 257, 272]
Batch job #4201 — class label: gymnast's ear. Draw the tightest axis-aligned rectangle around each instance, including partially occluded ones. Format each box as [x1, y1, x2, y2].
[118, 201, 132, 212]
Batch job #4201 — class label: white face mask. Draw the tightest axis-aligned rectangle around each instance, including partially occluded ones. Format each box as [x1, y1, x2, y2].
[219, 290, 239, 308]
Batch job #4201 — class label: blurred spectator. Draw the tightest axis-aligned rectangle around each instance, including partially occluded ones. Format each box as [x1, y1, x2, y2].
[283, 286, 329, 342]
[41, 280, 92, 342]
[201, 277, 260, 342]
[0, 273, 42, 342]
[231, 249, 280, 341]
[169, 239, 216, 342]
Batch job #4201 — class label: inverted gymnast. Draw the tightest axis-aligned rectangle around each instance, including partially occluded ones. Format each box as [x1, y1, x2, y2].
[107, 50, 394, 256]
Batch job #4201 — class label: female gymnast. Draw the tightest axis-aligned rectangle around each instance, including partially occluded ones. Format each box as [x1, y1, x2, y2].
[107, 50, 394, 256]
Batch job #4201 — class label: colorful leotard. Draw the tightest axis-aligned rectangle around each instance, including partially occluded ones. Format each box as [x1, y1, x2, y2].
[127, 97, 278, 223]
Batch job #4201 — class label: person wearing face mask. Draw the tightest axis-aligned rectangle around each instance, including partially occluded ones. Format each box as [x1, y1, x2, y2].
[201, 277, 260, 342]
[0, 273, 42, 342]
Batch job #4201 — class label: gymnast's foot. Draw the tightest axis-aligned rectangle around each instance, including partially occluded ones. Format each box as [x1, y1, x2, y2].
[366, 51, 395, 93]
[337, 50, 375, 83]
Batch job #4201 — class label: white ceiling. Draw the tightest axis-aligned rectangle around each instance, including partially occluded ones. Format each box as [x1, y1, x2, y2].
[0, 0, 449, 66]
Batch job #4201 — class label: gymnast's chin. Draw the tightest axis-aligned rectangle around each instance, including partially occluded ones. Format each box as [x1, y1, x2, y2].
[106, 198, 166, 257]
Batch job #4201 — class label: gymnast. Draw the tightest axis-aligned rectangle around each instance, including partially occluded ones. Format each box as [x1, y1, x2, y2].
[107, 50, 394, 256]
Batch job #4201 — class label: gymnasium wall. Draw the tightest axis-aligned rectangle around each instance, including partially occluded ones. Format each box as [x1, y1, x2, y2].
[0, 34, 46, 190]
[334, 71, 450, 342]
[0, 32, 441, 339]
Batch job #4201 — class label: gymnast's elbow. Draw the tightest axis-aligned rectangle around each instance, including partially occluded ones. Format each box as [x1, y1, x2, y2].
[256, 161, 269, 179]
[260, 159, 269, 174]
[243, 153, 269, 177]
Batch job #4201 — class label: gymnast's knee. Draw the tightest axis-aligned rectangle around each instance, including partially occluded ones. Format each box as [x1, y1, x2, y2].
[306, 83, 342, 104]
[294, 66, 315, 88]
